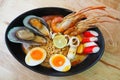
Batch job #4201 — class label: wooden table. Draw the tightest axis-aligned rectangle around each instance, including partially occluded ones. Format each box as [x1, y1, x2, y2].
[0, 0, 120, 80]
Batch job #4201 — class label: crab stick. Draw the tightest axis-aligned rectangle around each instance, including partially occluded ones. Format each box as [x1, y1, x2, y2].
[83, 46, 100, 54]
[84, 42, 97, 47]
[82, 37, 98, 43]
[83, 30, 99, 37]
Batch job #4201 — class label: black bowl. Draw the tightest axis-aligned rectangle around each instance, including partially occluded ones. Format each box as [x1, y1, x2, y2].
[5, 7, 104, 76]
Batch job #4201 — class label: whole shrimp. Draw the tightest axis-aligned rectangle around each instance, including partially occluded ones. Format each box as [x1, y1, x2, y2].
[51, 6, 106, 33]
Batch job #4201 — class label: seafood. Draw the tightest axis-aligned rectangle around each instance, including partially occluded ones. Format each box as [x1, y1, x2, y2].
[23, 15, 50, 37]
[65, 14, 120, 36]
[8, 27, 47, 45]
[43, 15, 64, 33]
[81, 30, 100, 54]
[84, 42, 97, 47]
[42, 15, 62, 29]
[83, 30, 99, 37]
[82, 37, 98, 43]
[83, 46, 100, 54]
[51, 16, 63, 32]
[42, 15, 63, 21]
[50, 6, 107, 33]
[67, 37, 80, 60]
[55, 6, 119, 35]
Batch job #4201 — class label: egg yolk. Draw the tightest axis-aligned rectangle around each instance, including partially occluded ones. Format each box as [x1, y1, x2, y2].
[31, 50, 43, 60]
[52, 56, 65, 67]
[62, 65, 71, 72]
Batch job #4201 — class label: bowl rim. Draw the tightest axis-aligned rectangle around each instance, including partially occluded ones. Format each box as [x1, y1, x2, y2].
[5, 7, 105, 77]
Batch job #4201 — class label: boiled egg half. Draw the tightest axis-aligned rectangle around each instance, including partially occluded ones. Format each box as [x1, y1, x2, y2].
[49, 54, 71, 72]
[25, 47, 46, 66]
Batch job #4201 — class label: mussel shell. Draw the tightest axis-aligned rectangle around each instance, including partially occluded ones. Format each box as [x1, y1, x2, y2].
[16, 28, 35, 40]
[23, 15, 50, 36]
[7, 26, 47, 45]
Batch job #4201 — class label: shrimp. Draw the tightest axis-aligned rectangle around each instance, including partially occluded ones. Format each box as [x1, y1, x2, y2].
[42, 15, 63, 32]
[44, 6, 120, 34]
[51, 16, 63, 32]
[67, 15, 120, 36]
[57, 6, 106, 32]
[42, 15, 59, 28]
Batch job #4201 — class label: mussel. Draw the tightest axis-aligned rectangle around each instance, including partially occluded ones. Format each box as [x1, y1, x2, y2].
[7, 27, 47, 45]
[23, 15, 50, 37]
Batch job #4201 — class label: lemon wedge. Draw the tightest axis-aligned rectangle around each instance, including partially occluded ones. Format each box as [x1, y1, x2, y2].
[53, 35, 67, 48]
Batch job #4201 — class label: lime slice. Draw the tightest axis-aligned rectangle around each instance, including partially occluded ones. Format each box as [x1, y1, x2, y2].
[53, 35, 67, 48]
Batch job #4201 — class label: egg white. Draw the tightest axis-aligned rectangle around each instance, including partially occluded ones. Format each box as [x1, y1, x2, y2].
[49, 54, 71, 72]
[25, 47, 46, 66]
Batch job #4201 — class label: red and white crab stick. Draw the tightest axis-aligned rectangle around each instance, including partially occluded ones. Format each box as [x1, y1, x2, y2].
[84, 42, 97, 47]
[83, 30, 99, 37]
[83, 42, 100, 54]
[83, 46, 100, 54]
[82, 37, 98, 43]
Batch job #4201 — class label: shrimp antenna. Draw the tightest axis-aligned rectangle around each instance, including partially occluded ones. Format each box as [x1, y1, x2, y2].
[74, 6, 106, 16]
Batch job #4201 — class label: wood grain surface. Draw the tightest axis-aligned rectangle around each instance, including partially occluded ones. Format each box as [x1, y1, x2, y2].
[97, 0, 120, 11]
[0, 0, 120, 80]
